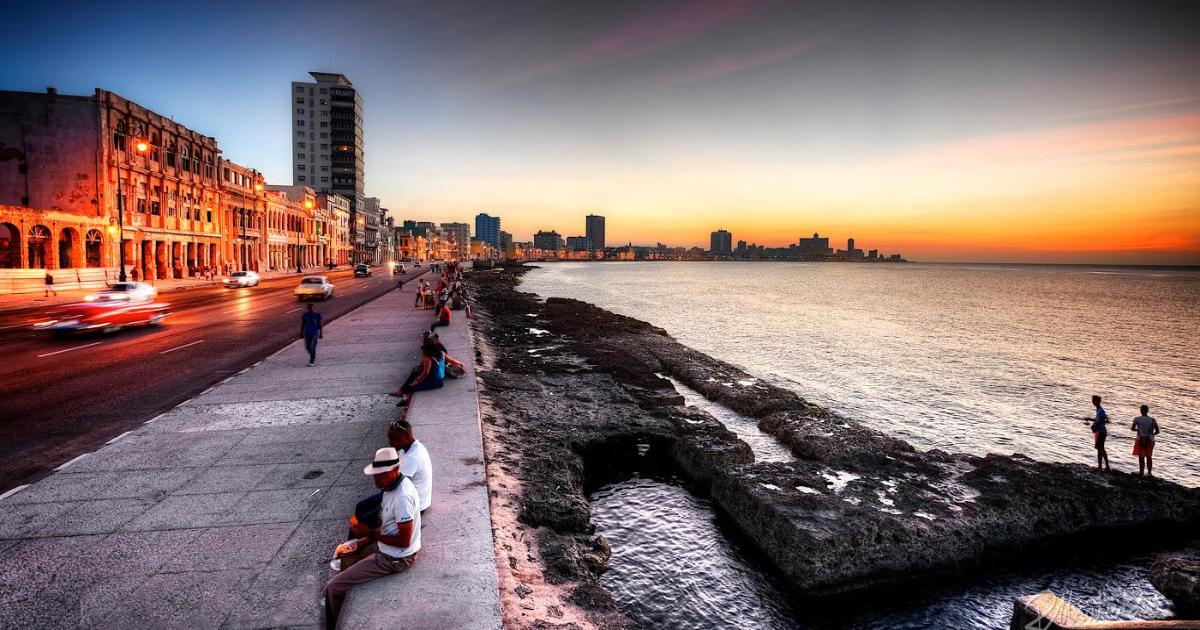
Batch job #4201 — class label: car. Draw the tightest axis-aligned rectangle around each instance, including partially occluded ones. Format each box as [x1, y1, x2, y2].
[33, 300, 169, 334]
[294, 275, 334, 301]
[85, 281, 157, 303]
[225, 270, 261, 287]
[353, 264, 371, 278]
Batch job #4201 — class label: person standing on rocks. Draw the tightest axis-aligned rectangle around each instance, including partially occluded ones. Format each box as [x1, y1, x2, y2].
[1088, 395, 1111, 472]
[300, 304, 323, 366]
[1131, 405, 1160, 477]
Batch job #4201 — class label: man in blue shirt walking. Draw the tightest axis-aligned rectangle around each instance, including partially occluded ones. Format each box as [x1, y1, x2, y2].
[301, 304, 323, 365]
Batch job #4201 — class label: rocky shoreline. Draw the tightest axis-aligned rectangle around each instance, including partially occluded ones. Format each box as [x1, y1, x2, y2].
[468, 264, 1200, 627]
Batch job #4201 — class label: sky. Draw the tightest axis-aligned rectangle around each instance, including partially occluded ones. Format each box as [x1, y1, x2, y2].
[2, 0, 1198, 264]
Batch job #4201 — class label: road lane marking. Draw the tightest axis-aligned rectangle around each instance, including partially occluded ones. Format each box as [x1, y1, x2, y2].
[55, 453, 90, 470]
[286, 307, 302, 313]
[144, 413, 166, 424]
[37, 341, 102, 358]
[0, 484, 30, 502]
[106, 431, 133, 444]
[160, 339, 205, 354]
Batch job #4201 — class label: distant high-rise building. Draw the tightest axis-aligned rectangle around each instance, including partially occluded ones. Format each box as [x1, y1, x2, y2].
[566, 236, 591, 251]
[475, 213, 500, 247]
[585, 214, 605, 251]
[798, 233, 831, 256]
[292, 72, 365, 258]
[847, 237, 855, 256]
[498, 230, 513, 249]
[441, 222, 470, 260]
[710, 229, 732, 255]
[534, 230, 563, 251]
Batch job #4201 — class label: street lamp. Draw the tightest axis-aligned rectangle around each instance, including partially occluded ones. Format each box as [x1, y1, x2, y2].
[250, 183, 263, 273]
[115, 124, 148, 282]
[299, 199, 313, 274]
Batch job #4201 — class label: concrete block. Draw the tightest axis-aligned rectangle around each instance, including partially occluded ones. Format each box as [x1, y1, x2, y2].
[40, 498, 157, 536]
[92, 569, 254, 630]
[179, 461, 351, 495]
[1, 469, 198, 504]
[0, 501, 72, 539]
[160, 522, 297, 572]
[217, 488, 329, 526]
[120, 492, 246, 531]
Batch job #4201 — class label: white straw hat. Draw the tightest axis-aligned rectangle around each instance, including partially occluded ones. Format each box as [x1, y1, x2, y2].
[363, 447, 403, 475]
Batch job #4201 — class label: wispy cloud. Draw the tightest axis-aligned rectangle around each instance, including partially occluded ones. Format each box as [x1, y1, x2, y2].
[661, 36, 826, 84]
[495, 0, 759, 88]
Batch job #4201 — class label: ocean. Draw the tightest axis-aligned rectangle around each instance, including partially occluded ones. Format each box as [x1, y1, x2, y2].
[523, 261, 1199, 486]
[523, 261, 1198, 628]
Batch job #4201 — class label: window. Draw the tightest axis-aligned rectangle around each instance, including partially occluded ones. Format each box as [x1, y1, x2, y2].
[179, 146, 190, 172]
[319, 133, 328, 138]
[204, 154, 214, 179]
[321, 177, 329, 182]
[298, 142, 306, 149]
[320, 99, 327, 106]
[296, 86, 304, 93]
[296, 109, 305, 115]
[152, 200, 161, 216]
[319, 88, 327, 94]
[113, 120, 126, 152]
[298, 164, 306, 171]
[321, 144, 329, 150]
[166, 142, 176, 167]
[224, 168, 231, 181]
[297, 120, 305, 127]
[298, 175, 306, 182]
[298, 153, 306, 159]
[192, 152, 200, 173]
[150, 133, 160, 161]
[320, 166, 328, 171]
[319, 121, 327, 128]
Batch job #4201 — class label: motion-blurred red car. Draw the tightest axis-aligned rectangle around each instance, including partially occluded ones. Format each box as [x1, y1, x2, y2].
[33, 300, 170, 334]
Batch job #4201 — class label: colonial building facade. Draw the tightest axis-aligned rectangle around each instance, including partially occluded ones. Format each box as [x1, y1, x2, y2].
[0, 88, 227, 280]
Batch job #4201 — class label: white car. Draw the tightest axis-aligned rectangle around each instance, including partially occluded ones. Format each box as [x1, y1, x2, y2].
[224, 270, 261, 288]
[85, 281, 158, 303]
[294, 275, 334, 300]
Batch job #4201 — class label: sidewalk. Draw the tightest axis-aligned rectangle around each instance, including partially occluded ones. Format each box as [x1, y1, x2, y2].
[0, 266, 352, 312]
[0, 283, 501, 628]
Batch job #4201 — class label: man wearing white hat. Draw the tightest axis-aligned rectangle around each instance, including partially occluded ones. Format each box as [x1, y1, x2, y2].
[324, 447, 422, 628]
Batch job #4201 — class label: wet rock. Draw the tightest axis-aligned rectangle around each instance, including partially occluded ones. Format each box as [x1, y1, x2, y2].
[469, 265, 1200, 613]
[1151, 542, 1200, 614]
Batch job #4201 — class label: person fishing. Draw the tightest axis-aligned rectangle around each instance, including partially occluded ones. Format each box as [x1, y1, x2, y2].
[1085, 395, 1111, 472]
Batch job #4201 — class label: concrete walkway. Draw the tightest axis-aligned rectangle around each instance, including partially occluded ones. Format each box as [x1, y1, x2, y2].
[0, 282, 500, 629]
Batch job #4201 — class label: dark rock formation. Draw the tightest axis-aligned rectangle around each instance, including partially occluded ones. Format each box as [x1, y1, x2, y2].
[1152, 542, 1200, 614]
[469, 264, 1200, 619]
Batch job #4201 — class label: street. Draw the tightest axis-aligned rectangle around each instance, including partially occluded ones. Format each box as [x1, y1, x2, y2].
[0, 265, 431, 493]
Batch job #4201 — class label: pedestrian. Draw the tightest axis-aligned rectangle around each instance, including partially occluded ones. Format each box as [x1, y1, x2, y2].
[1131, 404, 1160, 477]
[1086, 395, 1111, 472]
[44, 272, 56, 297]
[300, 304, 323, 365]
[324, 447, 421, 628]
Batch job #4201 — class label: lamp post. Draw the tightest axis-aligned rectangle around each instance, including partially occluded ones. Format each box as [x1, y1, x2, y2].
[115, 128, 148, 282]
[251, 183, 263, 273]
[299, 199, 313, 274]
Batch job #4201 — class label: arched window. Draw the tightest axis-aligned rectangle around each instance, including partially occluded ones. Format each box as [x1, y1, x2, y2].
[85, 229, 103, 268]
[113, 120, 126, 152]
[27, 224, 51, 269]
[150, 133, 160, 162]
[58, 228, 77, 269]
[0, 222, 19, 269]
[179, 146, 190, 172]
[204, 153, 214, 179]
[192, 150, 201, 174]
[166, 142, 176, 167]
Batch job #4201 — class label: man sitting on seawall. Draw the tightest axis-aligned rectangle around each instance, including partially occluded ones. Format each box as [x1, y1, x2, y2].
[324, 447, 421, 628]
[333, 419, 435, 568]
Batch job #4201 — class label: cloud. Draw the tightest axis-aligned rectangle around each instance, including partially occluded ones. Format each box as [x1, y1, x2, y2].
[496, 0, 759, 88]
[660, 36, 826, 84]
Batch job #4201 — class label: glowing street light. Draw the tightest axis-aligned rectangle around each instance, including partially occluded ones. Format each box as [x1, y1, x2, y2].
[116, 129, 149, 282]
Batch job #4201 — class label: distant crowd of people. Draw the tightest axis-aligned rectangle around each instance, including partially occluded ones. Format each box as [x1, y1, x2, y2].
[320, 260, 472, 627]
[1088, 395, 1162, 476]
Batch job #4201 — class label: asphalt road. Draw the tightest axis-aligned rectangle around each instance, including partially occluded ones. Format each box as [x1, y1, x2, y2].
[0, 265, 434, 493]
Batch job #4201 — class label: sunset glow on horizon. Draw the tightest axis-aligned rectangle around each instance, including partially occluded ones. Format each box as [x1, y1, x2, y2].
[3, 1, 1197, 264]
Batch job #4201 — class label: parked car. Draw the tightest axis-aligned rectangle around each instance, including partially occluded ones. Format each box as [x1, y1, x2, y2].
[33, 300, 169, 334]
[85, 281, 158, 303]
[353, 264, 371, 278]
[294, 275, 334, 301]
[224, 270, 261, 287]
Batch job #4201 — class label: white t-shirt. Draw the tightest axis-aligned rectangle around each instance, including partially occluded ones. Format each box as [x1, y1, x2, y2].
[1133, 415, 1158, 441]
[377, 476, 421, 558]
[401, 440, 433, 511]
